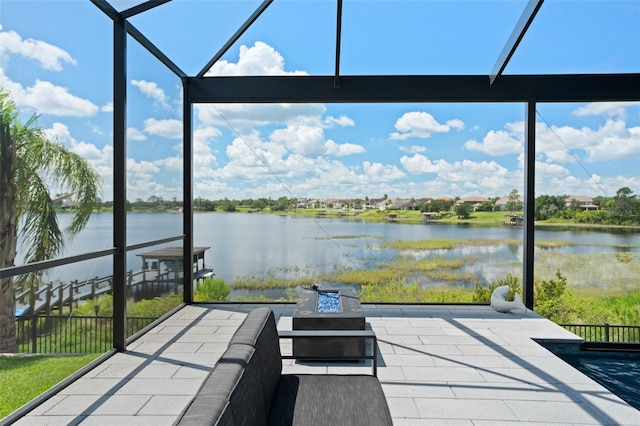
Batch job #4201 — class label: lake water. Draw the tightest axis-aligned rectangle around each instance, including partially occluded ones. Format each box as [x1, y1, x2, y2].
[15, 212, 640, 293]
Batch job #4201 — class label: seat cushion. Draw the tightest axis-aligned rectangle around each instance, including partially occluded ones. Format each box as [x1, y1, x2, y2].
[268, 375, 393, 426]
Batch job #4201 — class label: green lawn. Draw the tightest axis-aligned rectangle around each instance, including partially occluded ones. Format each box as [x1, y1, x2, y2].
[0, 354, 100, 418]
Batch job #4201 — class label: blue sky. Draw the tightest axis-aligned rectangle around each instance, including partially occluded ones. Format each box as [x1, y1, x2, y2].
[0, 0, 638, 202]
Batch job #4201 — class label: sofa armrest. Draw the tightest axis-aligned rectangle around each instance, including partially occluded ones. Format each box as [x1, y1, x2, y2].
[278, 330, 378, 376]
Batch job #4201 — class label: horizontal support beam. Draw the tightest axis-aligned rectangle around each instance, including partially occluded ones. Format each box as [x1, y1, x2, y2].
[187, 74, 640, 104]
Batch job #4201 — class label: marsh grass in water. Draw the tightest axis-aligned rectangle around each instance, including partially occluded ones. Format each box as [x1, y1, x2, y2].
[382, 238, 596, 251]
[323, 268, 399, 286]
[232, 275, 316, 289]
[313, 234, 383, 240]
[535, 251, 640, 294]
[359, 280, 476, 303]
[382, 238, 524, 250]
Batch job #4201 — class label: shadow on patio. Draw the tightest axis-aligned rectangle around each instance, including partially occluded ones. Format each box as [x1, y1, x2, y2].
[9, 303, 639, 425]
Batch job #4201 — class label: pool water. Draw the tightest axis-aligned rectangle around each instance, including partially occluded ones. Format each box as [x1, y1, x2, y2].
[561, 353, 640, 410]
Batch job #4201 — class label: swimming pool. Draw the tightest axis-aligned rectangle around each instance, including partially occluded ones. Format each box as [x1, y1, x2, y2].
[560, 352, 640, 410]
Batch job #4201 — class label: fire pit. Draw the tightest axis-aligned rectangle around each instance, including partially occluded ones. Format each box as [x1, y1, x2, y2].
[293, 287, 365, 359]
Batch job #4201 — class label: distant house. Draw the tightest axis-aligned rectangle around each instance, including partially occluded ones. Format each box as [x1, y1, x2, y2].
[565, 195, 599, 211]
[389, 198, 412, 209]
[454, 196, 488, 211]
[366, 198, 383, 210]
[495, 194, 524, 211]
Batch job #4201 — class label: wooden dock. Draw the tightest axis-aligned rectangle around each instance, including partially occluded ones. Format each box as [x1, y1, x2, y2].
[15, 247, 213, 317]
[502, 214, 524, 226]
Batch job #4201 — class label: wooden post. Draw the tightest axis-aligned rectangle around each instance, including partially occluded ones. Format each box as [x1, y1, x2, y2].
[45, 284, 52, 334]
[29, 290, 37, 353]
[91, 276, 97, 299]
[127, 270, 133, 298]
[58, 284, 64, 315]
[69, 283, 74, 314]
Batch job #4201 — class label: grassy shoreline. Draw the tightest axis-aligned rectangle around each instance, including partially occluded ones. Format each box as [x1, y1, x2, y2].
[256, 208, 640, 230]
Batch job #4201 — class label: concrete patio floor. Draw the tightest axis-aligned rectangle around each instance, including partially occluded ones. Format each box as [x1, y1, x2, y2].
[11, 304, 640, 425]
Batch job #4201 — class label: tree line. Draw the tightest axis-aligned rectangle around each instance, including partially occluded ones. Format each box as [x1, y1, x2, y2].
[85, 187, 640, 226]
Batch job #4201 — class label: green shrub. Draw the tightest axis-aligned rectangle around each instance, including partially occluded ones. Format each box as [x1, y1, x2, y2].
[473, 273, 521, 303]
[534, 269, 571, 322]
[195, 277, 231, 302]
[74, 293, 183, 318]
[129, 294, 182, 316]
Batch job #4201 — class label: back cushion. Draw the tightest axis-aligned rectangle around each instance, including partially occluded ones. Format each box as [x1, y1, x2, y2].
[229, 308, 282, 413]
[223, 344, 269, 426]
[175, 396, 234, 426]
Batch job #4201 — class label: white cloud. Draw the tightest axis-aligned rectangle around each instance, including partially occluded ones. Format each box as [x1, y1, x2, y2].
[400, 154, 453, 174]
[131, 79, 170, 110]
[127, 127, 147, 141]
[399, 154, 510, 192]
[534, 160, 570, 178]
[193, 126, 221, 178]
[362, 161, 405, 181]
[270, 124, 325, 157]
[467, 117, 640, 165]
[143, 118, 182, 139]
[0, 25, 76, 71]
[573, 102, 640, 120]
[399, 145, 427, 154]
[101, 102, 113, 112]
[583, 120, 640, 162]
[324, 115, 355, 128]
[324, 140, 366, 157]
[206, 41, 308, 77]
[196, 102, 327, 132]
[157, 156, 183, 171]
[43, 123, 111, 196]
[127, 158, 160, 178]
[0, 28, 96, 117]
[464, 128, 522, 155]
[446, 119, 465, 130]
[0, 70, 98, 117]
[536, 119, 640, 163]
[390, 111, 464, 140]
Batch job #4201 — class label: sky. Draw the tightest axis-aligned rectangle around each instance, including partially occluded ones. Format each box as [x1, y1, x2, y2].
[0, 0, 639, 203]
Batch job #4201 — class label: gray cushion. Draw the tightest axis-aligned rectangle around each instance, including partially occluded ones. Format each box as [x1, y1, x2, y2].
[268, 374, 393, 426]
[224, 344, 269, 426]
[174, 396, 234, 426]
[229, 307, 282, 414]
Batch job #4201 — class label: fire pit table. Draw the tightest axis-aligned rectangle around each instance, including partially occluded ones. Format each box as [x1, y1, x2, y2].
[292, 287, 365, 359]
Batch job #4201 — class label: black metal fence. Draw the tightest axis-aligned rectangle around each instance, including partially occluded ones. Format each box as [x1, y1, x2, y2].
[560, 323, 640, 343]
[15, 315, 157, 353]
[15, 317, 640, 353]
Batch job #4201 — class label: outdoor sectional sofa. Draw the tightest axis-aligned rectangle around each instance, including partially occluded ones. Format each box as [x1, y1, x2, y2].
[175, 307, 393, 426]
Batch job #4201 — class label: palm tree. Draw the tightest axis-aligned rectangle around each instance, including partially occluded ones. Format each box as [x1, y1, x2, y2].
[0, 90, 101, 352]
